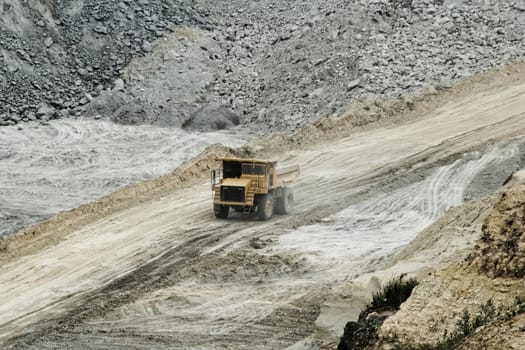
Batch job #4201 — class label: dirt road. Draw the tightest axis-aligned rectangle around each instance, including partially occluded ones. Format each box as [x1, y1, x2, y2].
[2, 80, 525, 348]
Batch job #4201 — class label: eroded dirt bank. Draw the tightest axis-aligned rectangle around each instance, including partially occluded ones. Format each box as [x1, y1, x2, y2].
[366, 173, 525, 350]
[1, 63, 525, 349]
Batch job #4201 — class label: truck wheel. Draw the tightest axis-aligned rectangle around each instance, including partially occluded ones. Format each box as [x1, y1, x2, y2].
[214, 204, 229, 219]
[257, 194, 274, 220]
[275, 188, 293, 214]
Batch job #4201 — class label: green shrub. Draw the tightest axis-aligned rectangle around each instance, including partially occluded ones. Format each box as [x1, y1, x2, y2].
[368, 275, 419, 313]
[339, 275, 419, 350]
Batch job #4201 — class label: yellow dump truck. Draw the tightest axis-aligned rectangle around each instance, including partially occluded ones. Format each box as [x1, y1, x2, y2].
[211, 157, 300, 220]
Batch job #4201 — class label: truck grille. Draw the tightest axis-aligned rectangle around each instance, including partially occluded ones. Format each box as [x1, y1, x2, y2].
[221, 186, 245, 202]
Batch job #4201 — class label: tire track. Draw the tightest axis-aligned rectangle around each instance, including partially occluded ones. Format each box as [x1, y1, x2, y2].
[278, 140, 523, 278]
[12, 138, 524, 350]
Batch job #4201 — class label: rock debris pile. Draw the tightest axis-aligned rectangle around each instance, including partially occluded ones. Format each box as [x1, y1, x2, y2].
[197, 0, 525, 131]
[1, 0, 524, 131]
[0, 0, 200, 126]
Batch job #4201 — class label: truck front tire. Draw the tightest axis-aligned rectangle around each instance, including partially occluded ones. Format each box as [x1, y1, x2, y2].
[214, 204, 229, 219]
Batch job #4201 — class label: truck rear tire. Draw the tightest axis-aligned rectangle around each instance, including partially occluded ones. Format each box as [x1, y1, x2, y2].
[214, 204, 229, 219]
[275, 187, 293, 214]
[257, 194, 274, 220]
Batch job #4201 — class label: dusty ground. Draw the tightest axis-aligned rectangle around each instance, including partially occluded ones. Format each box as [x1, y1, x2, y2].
[2, 0, 524, 254]
[1, 63, 524, 349]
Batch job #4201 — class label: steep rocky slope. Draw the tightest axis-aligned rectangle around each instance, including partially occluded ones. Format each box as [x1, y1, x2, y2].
[196, 0, 525, 131]
[0, 0, 199, 125]
[1, 0, 524, 131]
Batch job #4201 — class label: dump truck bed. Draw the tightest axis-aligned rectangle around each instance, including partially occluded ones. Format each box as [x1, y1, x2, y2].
[275, 164, 300, 187]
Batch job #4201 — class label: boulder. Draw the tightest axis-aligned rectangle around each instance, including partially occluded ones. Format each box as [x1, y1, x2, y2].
[36, 104, 56, 119]
[182, 103, 241, 131]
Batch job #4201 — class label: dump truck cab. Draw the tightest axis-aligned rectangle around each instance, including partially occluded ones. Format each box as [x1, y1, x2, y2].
[211, 157, 299, 220]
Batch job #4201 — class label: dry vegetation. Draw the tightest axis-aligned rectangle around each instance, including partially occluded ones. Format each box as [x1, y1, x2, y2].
[467, 182, 525, 278]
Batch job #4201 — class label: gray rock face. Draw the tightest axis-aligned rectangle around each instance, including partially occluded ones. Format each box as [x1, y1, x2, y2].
[0, 0, 201, 126]
[0, 0, 524, 131]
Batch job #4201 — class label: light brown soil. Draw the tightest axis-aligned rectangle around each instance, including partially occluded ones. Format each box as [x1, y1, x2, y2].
[372, 175, 525, 349]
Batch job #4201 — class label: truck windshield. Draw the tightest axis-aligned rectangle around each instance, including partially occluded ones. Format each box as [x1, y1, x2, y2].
[242, 163, 266, 175]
